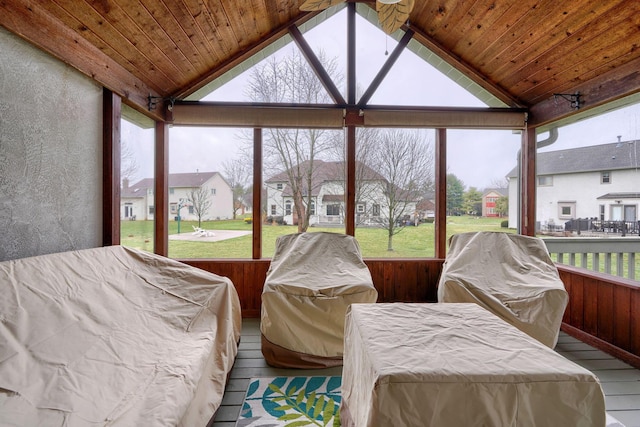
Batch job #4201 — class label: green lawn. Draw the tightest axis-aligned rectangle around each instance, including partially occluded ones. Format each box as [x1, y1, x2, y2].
[121, 216, 512, 259]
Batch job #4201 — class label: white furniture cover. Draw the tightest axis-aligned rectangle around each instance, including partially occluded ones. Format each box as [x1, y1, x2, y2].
[261, 232, 377, 368]
[438, 231, 568, 348]
[0, 245, 241, 426]
[341, 303, 606, 427]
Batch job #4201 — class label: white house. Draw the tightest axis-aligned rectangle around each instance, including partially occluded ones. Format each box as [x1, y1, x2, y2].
[507, 140, 640, 229]
[121, 171, 234, 221]
[265, 160, 419, 227]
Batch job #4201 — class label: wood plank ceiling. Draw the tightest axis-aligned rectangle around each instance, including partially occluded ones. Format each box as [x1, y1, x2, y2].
[2, 0, 640, 126]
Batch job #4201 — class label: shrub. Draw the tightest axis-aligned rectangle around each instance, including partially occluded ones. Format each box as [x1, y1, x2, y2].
[501, 220, 509, 228]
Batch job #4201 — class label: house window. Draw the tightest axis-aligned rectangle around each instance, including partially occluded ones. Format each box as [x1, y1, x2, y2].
[170, 203, 177, 214]
[327, 204, 340, 216]
[357, 203, 365, 213]
[601, 171, 611, 184]
[537, 176, 553, 186]
[599, 204, 605, 220]
[211, 188, 216, 195]
[271, 204, 276, 215]
[372, 204, 380, 217]
[285, 200, 292, 216]
[309, 200, 316, 215]
[188, 206, 194, 214]
[276, 183, 283, 190]
[558, 202, 575, 218]
[170, 188, 175, 194]
[149, 206, 154, 215]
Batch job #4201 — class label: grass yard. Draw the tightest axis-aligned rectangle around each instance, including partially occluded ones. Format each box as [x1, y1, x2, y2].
[121, 215, 512, 259]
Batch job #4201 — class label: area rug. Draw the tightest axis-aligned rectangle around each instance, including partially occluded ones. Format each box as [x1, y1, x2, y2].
[236, 376, 341, 427]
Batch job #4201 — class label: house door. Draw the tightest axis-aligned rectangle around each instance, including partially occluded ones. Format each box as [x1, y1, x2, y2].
[124, 203, 133, 218]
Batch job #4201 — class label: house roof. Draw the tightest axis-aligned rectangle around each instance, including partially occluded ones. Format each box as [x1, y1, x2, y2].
[3, 1, 640, 128]
[483, 188, 508, 197]
[597, 192, 640, 200]
[266, 159, 386, 197]
[507, 140, 640, 178]
[122, 171, 219, 197]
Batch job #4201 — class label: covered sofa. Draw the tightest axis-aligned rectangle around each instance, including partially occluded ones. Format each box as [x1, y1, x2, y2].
[437, 231, 568, 348]
[0, 245, 241, 426]
[260, 232, 377, 368]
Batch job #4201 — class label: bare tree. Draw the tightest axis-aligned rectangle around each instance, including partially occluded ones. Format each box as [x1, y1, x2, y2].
[223, 158, 251, 219]
[246, 49, 343, 232]
[187, 187, 212, 227]
[121, 138, 139, 186]
[370, 129, 434, 251]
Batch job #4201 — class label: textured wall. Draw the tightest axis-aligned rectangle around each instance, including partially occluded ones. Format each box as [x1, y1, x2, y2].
[0, 27, 103, 261]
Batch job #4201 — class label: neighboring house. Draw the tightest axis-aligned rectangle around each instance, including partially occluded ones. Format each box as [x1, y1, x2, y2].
[121, 171, 234, 221]
[416, 193, 436, 221]
[507, 140, 640, 229]
[482, 188, 507, 217]
[265, 160, 419, 226]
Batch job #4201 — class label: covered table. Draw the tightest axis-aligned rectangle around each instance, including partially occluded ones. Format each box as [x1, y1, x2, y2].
[438, 231, 568, 348]
[341, 303, 605, 427]
[261, 232, 377, 368]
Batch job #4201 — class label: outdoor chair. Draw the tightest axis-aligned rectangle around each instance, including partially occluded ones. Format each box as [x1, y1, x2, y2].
[437, 231, 568, 348]
[260, 232, 378, 368]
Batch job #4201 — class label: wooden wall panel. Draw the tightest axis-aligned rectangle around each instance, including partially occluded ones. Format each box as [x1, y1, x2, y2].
[182, 258, 444, 317]
[597, 282, 614, 344]
[582, 277, 599, 336]
[631, 290, 640, 356]
[613, 285, 631, 350]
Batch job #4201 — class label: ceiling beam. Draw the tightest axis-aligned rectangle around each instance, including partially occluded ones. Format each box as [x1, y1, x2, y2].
[289, 25, 346, 105]
[0, 0, 164, 121]
[409, 25, 524, 109]
[528, 55, 640, 127]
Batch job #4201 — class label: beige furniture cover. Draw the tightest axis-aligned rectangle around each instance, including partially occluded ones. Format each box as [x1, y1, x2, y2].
[261, 232, 377, 368]
[0, 245, 241, 426]
[438, 231, 568, 348]
[341, 303, 606, 427]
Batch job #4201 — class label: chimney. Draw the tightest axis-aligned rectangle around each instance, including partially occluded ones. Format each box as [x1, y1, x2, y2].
[122, 178, 129, 189]
[617, 135, 622, 142]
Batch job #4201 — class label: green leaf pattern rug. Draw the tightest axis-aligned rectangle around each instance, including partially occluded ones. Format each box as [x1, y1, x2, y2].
[237, 376, 341, 427]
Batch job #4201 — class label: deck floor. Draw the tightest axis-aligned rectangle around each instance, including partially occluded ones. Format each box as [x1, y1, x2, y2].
[211, 318, 640, 427]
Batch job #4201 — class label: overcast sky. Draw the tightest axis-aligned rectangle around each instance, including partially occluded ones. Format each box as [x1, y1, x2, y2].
[123, 7, 640, 190]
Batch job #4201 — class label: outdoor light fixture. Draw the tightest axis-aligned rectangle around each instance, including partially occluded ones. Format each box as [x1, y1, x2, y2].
[553, 92, 582, 110]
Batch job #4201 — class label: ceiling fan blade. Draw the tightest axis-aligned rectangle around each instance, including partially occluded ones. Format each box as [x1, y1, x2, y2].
[300, 0, 346, 12]
[377, 0, 415, 34]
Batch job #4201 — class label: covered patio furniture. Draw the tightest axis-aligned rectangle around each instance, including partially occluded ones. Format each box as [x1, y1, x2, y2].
[340, 303, 605, 427]
[437, 231, 568, 348]
[260, 232, 378, 368]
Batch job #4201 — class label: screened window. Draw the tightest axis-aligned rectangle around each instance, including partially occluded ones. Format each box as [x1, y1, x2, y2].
[538, 176, 553, 186]
[327, 204, 340, 216]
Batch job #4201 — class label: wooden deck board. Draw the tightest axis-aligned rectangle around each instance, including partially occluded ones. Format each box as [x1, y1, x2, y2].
[210, 318, 640, 427]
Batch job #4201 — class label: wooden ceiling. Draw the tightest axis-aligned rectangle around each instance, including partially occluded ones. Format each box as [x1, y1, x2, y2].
[2, 0, 640, 126]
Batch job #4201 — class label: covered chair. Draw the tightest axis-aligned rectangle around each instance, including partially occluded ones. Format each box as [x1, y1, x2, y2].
[437, 231, 568, 348]
[261, 232, 378, 368]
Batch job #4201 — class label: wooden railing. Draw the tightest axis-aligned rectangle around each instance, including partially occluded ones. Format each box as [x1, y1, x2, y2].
[557, 264, 640, 369]
[543, 237, 639, 281]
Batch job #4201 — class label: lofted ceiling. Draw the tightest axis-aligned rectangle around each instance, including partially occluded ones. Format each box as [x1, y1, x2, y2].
[2, 0, 640, 126]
